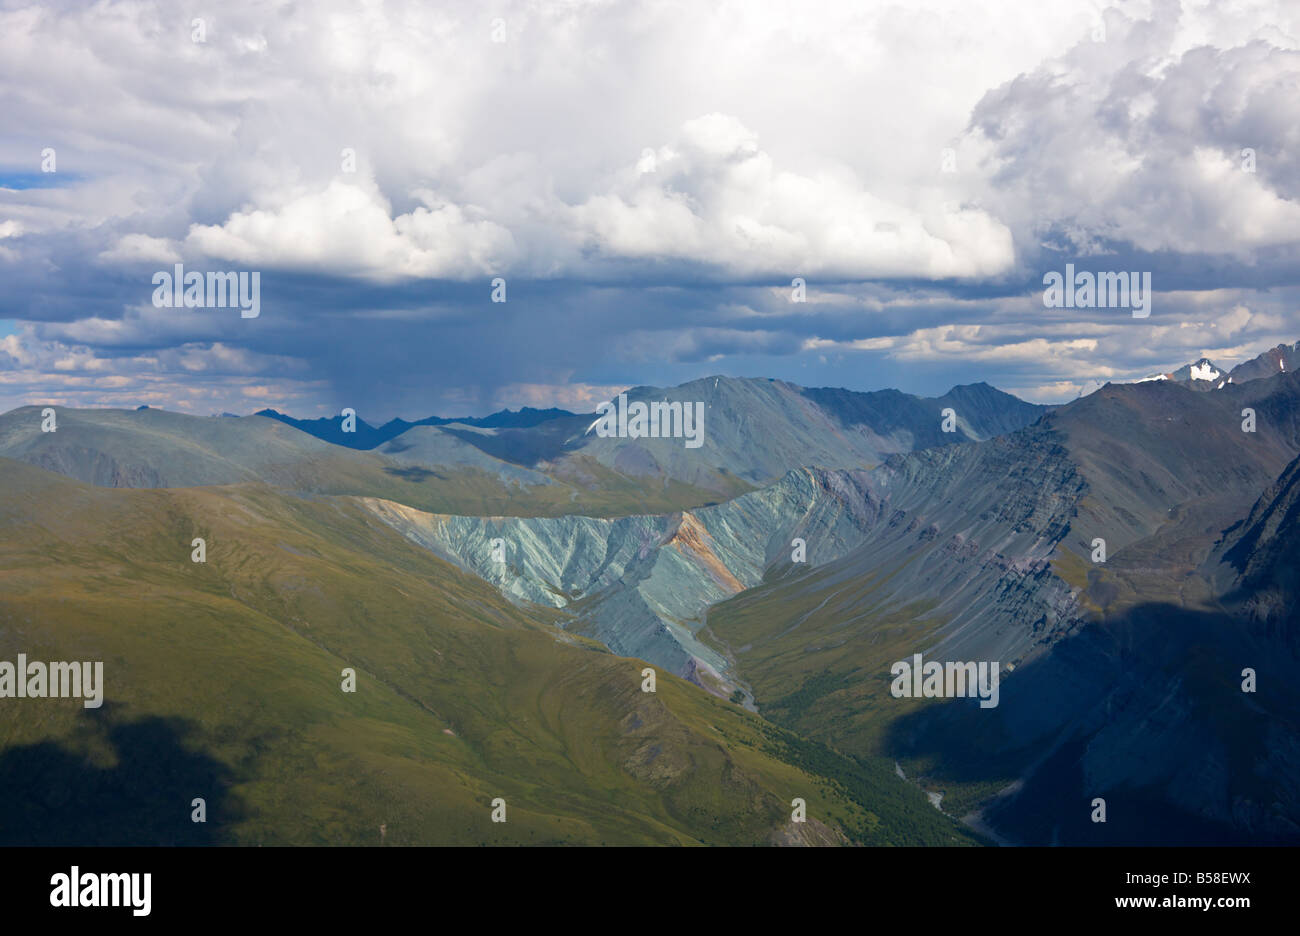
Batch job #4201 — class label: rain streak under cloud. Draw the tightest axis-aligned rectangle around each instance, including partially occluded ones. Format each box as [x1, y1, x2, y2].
[2, 0, 1299, 419]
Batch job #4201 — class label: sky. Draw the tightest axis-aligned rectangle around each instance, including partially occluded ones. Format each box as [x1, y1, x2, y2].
[1, 0, 1299, 420]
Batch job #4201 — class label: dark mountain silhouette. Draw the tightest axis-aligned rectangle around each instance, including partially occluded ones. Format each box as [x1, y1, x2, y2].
[256, 405, 579, 449]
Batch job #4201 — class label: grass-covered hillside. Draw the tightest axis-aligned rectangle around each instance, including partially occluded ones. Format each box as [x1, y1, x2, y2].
[0, 458, 977, 846]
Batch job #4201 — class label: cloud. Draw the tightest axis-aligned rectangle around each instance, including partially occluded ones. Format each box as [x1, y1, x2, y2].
[491, 382, 627, 412]
[967, 9, 1300, 265]
[570, 113, 1016, 279]
[0, 326, 325, 414]
[97, 233, 181, 265]
[184, 179, 517, 279]
[0, 0, 1298, 415]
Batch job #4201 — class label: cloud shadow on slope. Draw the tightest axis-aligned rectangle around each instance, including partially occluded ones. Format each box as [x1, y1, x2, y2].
[0, 703, 244, 846]
[880, 601, 1300, 846]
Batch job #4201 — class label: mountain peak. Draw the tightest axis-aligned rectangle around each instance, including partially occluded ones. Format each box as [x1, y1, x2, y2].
[1130, 339, 1300, 391]
[1135, 356, 1232, 391]
[940, 381, 1000, 397]
[1174, 357, 1224, 382]
[1229, 341, 1300, 384]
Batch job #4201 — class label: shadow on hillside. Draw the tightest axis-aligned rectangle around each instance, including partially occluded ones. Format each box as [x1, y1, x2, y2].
[0, 703, 243, 846]
[441, 425, 573, 467]
[383, 465, 446, 482]
[881, 601, 1300, 846]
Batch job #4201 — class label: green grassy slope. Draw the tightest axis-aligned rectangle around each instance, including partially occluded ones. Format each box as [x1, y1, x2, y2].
[0, 458, 975, 846]
[276, 449, 752, 518]
[702, 562, 945, 755]
[698, 563, 1017, 817]
[0, 406, 751, 519]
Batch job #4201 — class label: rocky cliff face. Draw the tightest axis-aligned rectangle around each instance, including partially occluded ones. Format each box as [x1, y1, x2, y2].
[885, 381, 1300, 846]
[359, 373, 1300, 845]
[364, 421, 1091, 700]
[843, 425, 1088, 664]
[361, 466, 887, 694]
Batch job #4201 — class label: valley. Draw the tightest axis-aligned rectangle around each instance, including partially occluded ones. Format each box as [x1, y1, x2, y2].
[3, 353, 1299, 845]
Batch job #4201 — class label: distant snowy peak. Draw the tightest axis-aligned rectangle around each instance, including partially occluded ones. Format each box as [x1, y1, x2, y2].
[1167, 357, 1223, 383]
[1137, 357, 1231, 391]
[1130, 341, 1300, 393]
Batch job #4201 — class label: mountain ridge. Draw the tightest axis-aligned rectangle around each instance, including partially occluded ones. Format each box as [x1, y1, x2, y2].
[0, 374, 1049, 510]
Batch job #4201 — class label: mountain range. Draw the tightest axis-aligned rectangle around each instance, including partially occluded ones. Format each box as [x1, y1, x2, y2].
[1139, 340, 1300, 391]
[2, 343, 1298, 845]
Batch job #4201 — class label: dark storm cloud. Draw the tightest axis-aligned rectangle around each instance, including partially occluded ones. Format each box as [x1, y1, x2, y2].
[2, 0, 1299, 415]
